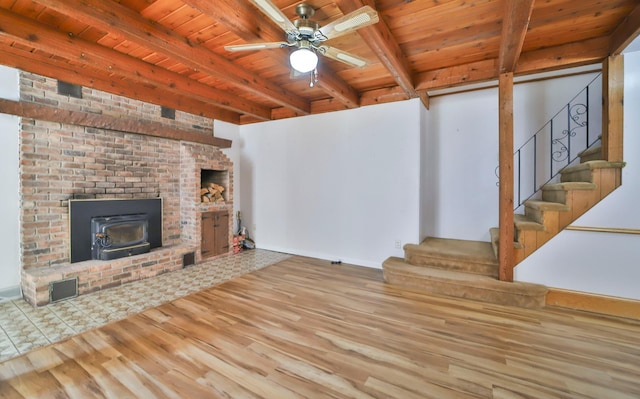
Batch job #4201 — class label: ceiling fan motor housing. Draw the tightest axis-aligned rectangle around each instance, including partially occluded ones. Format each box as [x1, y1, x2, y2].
[296, 3, 315, 19]
[294, 19, 319, 37]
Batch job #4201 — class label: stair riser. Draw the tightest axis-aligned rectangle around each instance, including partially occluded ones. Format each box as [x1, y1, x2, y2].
[594, 168, 622, 196]
[580, 152, 602, 163]
[405, 253, 498, 278]
[383, 269, 546, 309]
[524, 206, 544, 224]
[542, 190, 567, 204]
[561, 169, 593, 183]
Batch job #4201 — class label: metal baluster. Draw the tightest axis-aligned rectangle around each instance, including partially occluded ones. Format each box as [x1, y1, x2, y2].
[533, 134, 537, 195]
[586, 85, 590, 147]
[518, 150, 521, 207]
[550, 119, 553, 180]
[567, 103, 571, 167]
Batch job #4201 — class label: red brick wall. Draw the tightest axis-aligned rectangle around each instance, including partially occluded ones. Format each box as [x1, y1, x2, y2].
[18, 72, 232, 304]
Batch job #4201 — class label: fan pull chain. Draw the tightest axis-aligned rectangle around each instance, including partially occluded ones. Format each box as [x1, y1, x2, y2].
[309, 68, 318, 87]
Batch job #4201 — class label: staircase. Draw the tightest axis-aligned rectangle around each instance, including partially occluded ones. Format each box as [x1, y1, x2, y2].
[383, 238, 548, 308]
[383, 144, 625, 309]
[501, 145, 625, 264]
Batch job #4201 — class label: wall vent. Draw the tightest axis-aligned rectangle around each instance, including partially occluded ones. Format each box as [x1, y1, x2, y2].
[161, 106, 176, 120]
[57, 80, 82, 98]
[50, 277, 78, 303]
[183, 252, 195, 268]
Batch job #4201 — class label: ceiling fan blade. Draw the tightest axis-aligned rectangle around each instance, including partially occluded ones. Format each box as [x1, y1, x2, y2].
[319, 6, 379, 40]
[319, 46, 370, 68]
[225, 42, 289, 52]
[249, 0, 297, 33]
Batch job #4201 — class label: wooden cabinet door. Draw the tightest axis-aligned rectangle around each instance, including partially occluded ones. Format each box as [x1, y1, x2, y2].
[201, 211, 229, 258]
[214, 211, 229, 255]
[201, 212, 216, 258]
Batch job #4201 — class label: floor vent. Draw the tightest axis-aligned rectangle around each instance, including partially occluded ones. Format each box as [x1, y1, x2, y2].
[183, 252, 195, 268]
[50, 277, 78, 303]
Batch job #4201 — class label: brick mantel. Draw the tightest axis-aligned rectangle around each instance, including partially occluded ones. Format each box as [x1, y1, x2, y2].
[19, 72, 233, 306]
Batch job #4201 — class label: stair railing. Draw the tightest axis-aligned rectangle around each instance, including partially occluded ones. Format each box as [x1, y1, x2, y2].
[497, 74, 602, 210]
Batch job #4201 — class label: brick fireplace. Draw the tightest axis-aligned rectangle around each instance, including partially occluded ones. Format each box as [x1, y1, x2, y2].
[18, 72, 233, 306]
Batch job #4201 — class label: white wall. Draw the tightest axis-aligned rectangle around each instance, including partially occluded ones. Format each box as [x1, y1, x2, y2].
[239, 99, 422, 267]
[0, 65, 21, 294]
[419, 99, 433, 241]
[214, 120, 242, 233]
[515, 50, 640, 300]
[425, 89, 499, 241]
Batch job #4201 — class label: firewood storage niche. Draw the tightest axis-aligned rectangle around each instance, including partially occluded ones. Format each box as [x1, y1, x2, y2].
[200, 169, 228, 203]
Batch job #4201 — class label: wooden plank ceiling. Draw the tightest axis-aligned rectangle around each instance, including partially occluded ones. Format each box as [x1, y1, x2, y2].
[0, 0, 638, 125]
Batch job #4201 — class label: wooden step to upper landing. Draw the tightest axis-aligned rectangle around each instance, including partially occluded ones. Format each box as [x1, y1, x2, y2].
[578, 142, 602, 163]
[404, 237, 499, 277]
[383, 256, 548, 309]
[541, 182, 598, 204]
[560, 160, 626, 184]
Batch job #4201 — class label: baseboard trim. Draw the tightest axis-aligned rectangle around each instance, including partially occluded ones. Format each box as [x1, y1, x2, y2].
[0, 285, 22, 302]
[546, 288, 640, 320]
[255, 244, 381, 269]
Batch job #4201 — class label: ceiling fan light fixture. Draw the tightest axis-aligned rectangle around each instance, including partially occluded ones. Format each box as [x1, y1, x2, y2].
[290, 47, 318, 73]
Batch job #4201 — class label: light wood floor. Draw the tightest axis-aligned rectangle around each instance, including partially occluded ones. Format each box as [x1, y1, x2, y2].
[1, 256, 639, 398]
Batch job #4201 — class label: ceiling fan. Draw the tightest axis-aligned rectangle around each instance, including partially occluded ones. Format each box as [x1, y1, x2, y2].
[225, 1, 379, 77]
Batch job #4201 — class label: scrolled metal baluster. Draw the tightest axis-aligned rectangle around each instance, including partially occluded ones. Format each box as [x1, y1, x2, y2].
[551, 102, 587, 163]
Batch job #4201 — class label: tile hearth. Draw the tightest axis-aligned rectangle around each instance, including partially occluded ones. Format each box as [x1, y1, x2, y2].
[0, 249, 290, 363]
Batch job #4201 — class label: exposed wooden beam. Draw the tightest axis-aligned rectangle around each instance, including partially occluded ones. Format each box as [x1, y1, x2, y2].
[360, 86, 409, 106]
[419, 92, 430, 110]
[415, 37, 609, 94]
[0, 99, 232, 148]
[498, 0, 535, 73]
[0, 45, 241, 125]
[415, 59, 499, 92]
[0, 9, 269, 120]
[601, 55, 624, 162]
[498, 72, 515, 282]
[516, 37, 609, 74]
[337, 0, 417, 99]
[314, 69, 360, 108]
[30, 0, 311, 115]
[416, 60, 498, 90]
[609, 3, 640, 55]
[184, 0, 360, 109]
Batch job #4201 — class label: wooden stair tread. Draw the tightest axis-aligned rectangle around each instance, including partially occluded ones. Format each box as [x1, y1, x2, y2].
[578, 145, 602, 158]
[407, 237, 497, 264]
[561, 160, 626, 174]
[523, 200, 570, 212]
[383, 257, 548, 309]
[404, 237, 498, 277]
[542, 182, 598, 191]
